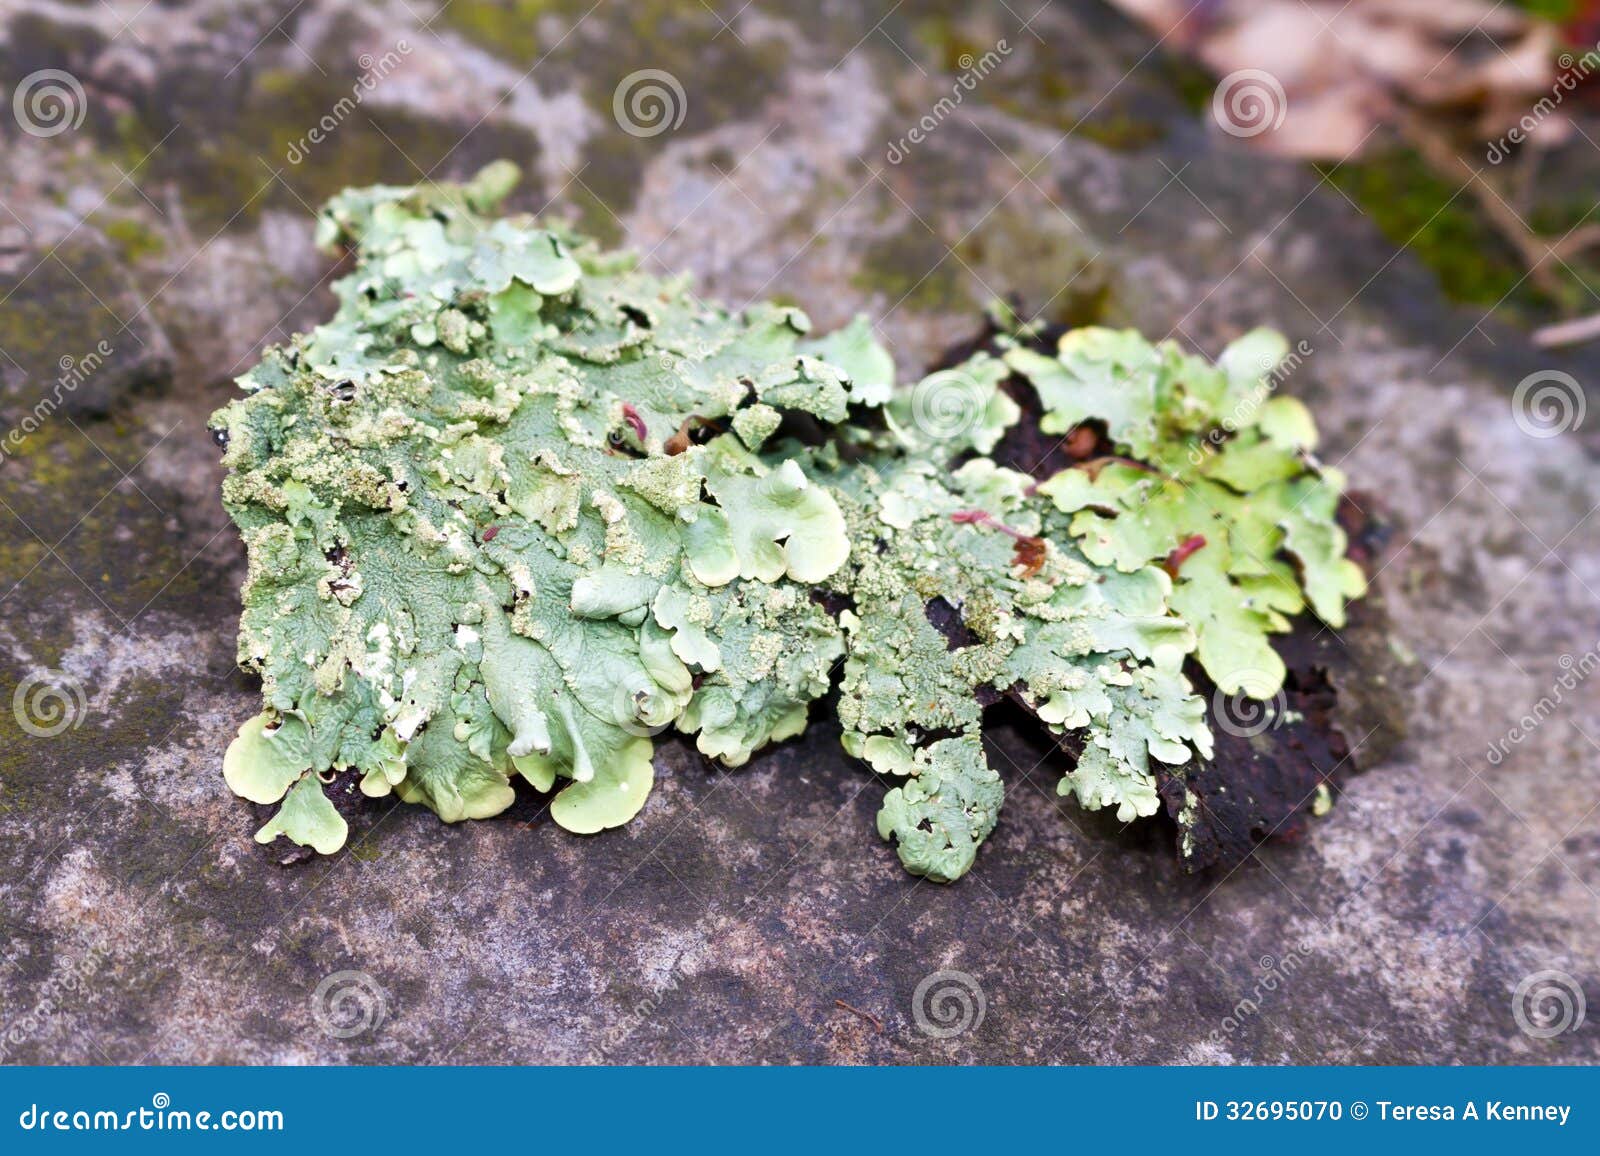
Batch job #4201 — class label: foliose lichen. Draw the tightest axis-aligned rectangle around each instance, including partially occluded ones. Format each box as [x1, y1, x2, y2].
[212, 163, 1364, 881]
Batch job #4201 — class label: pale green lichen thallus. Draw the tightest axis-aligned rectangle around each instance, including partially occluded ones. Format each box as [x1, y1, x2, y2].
[212, 162, 1363, 881]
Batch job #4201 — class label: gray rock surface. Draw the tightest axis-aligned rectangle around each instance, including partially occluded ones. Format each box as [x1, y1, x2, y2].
[0, 222, 173, 420]
[0, 0, 1595, 1064]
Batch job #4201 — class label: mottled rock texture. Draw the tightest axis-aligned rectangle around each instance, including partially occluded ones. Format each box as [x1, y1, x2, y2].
[0, 0, 1595, 1064]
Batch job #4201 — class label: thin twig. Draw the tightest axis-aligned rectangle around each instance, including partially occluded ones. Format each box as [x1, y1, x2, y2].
[834, 999, 884, 1032]
[1550, 224, 1600, 262]
[1533, 310, 1600, 347]
[1391, 103, 1568, 302]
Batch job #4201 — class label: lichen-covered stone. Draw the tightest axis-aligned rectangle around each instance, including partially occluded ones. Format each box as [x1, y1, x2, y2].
[214, 165, 1361, 879]
[4, 0, 1594, 1069]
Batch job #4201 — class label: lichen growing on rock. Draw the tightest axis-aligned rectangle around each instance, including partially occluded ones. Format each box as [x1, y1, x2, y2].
[212, 163, 1364, 880]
